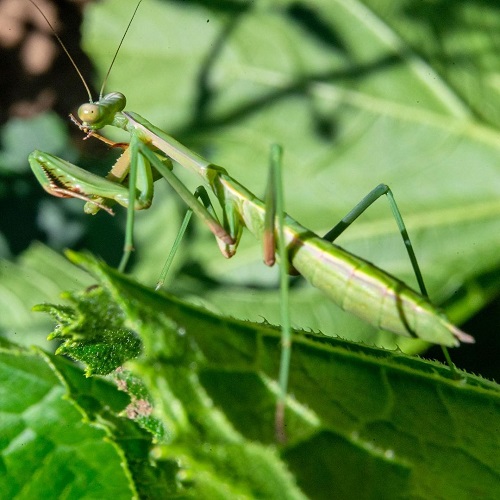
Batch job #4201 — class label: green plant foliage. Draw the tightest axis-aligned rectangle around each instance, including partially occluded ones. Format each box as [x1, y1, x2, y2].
[35, 287, 142, 376]
[0, 342, 176, 499]
[4, 251, 495, 498]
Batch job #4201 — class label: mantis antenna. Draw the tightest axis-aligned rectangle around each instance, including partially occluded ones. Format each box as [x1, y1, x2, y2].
[28, 0, 143, 102]
[99, 0, 143, 98]
[27, 0, 93, 102]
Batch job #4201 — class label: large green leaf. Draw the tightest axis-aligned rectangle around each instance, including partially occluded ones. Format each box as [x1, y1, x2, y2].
[74, 0, 500, 347]
[0, 343, 144, 499]
[5, 251, 497, 498]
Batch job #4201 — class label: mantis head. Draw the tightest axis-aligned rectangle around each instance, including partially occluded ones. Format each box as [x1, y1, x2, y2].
[78, 92, 127, 130]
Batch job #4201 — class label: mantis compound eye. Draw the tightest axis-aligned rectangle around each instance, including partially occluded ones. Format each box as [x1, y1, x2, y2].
[78, 103, 101, 125]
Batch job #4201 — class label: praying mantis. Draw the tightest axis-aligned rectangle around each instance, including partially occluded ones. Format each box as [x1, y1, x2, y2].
[27, 0, 474, 440]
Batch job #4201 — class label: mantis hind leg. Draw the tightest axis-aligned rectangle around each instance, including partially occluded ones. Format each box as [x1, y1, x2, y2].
[322, 184, 458, 375]
[263, 144, 292, 443]
[323, 184, 427, 295]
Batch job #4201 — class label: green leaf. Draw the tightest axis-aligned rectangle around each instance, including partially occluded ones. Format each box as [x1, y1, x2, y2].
[77, 0, 500, 346]
[0, 344, 164, 499]
[35, 287, 142, 376]
[22, 250, 499, 498]
[18, 254, 308, 498]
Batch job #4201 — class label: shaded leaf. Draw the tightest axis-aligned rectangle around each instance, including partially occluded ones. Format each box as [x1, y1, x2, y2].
[78, 0, 500, 346]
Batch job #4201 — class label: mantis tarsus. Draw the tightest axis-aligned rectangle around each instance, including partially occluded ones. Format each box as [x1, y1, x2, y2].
[27, 0, 474, 441]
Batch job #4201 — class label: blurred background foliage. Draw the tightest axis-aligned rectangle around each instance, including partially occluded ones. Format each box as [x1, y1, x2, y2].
[0, 0, 499, 379]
